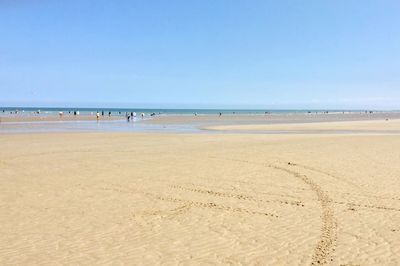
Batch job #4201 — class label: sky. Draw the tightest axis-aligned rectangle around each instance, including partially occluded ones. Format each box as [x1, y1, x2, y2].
[0, 0, 399, 109]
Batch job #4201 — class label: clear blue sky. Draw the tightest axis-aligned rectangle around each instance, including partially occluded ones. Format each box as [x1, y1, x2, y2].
[1, 0, 399, 109]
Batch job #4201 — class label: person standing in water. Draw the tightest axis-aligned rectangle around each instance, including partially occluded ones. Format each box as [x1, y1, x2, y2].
[96, 112, 100, 121]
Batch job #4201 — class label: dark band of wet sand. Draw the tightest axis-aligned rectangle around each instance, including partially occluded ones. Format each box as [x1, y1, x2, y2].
[144, 112, 400, 127]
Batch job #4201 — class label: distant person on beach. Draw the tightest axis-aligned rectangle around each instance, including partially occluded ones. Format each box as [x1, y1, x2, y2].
[96, 112, 100, 120]
[108, 111, 111, 117]
[59, 111, 63, 118]
[219, 112, 222, 116]
[141, 113, 145, 119]
[101, 111, 104, 116]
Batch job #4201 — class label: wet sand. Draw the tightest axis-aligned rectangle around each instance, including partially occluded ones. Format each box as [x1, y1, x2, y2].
[2, 111, 400, 125]
[0, 114, 120, 123]
[145, 112, 400, 126]
[1, 120, 400, 265]
[205, 119, 400, 134]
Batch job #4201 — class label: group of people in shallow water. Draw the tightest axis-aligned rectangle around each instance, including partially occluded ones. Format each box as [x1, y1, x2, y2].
[124, 111, 146, 122]
[53, 110, 148, 121]
[92, 110, 146, 121]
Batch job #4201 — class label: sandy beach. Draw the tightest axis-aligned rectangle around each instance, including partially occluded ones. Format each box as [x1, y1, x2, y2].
[1, 118, 400, 265]
[3, 0, 399, 264]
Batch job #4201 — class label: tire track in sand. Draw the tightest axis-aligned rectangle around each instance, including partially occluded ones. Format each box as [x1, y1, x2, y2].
[101, 185, 279, 218]
[212, 157, 337, 265]
[169, 184, 305, 207]
[292, 162, 360, 189]
[283, 163, 337, 265]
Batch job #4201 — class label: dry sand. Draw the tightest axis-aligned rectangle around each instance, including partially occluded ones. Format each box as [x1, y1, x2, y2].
[1, 121, 400, 265]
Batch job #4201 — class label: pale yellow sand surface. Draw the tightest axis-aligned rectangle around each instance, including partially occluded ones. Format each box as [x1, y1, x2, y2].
[1, 124, 400, 265]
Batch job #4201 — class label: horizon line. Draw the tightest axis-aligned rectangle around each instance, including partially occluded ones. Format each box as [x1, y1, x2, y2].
[1, 106, 398, 112]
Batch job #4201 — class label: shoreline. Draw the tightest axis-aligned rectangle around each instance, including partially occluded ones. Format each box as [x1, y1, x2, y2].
[2, 111, 400, 124]
[2, 113, 400, 135]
